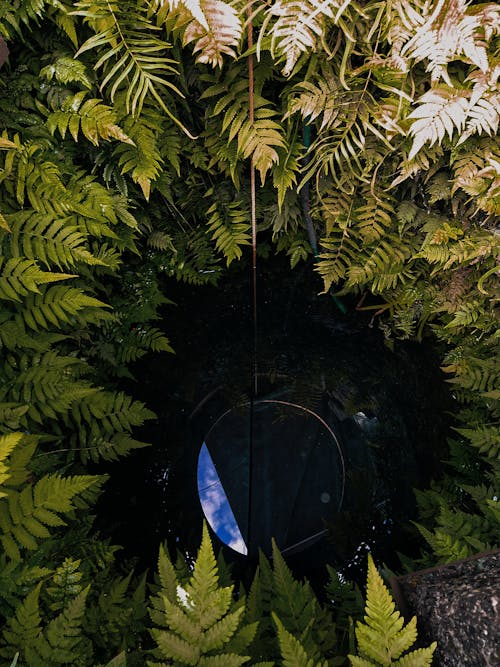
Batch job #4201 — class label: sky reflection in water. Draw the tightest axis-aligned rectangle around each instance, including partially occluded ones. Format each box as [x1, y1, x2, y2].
[197, 443, 247, 555]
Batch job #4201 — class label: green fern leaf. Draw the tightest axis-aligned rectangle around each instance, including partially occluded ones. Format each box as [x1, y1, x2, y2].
[286, 73, 342, 130]
[40, 55, 93, 89]
[0, 258, 75, 302]
[8, 211, 105, 269]
[45, 586, 91, 663]
[151, 625, 200, 663]
[357, 557, 416, 662]
[0, 472, 100, 560]
[46, 92, 133, 146]
[5, 351, 93, 423]
[272, 138, 304, 209]
[15, 285, 111, 331]
[0, 433, 23, 495]
[349, 658, 375, 667]
[202, 75, 286, 181]
[115, 327, 174, 363]
[393, 644, 438, 666]
[197, 654, 249, 666]
[273, 612, 328, 667]
[206, 193, 251, 266]
[1, 583, 43, 661]
[454, 426, 500, 459]
[149, 524, 252, 665]
[0, 0, 45, 38]
[73, 0, 186, 130]
[349, 555, 436, 666]
[157, 543, 178, 604]
[46, 558, 83, 612]
[114, 116, 163, 200]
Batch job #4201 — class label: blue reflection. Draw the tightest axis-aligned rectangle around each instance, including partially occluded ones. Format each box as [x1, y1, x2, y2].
[197, 443, 247, 555]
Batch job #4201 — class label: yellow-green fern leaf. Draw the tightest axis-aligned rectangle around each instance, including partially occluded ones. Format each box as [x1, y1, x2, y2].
[349, 555, 437, 666]
[15, 286, 111, 331]
[273, 613, 328, 667]
[0, 258, 75, 302]
[0, 434, 23, 496]
[45, 92, 133, 146]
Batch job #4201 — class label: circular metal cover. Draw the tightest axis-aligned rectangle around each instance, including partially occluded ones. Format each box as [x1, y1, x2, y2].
[197, 399, 345, 557]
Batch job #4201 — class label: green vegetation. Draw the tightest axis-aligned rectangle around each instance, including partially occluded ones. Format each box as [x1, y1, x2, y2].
[0, 0, 498, 663]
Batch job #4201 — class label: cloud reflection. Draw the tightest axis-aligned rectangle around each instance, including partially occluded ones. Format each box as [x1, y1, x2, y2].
[197, 443, 247, 555]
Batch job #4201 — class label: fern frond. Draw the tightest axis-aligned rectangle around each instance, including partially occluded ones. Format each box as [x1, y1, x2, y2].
[115, 327, 173, 363]
[316, 229, 361, 291]
[345, 235, 412, 293]
[407, 86, 469, 159]
[202, 74, 287, 181]
[44, 587, 91, 663]
[286, 74, 342, 130]
[267, 541, 337, 660]
[46, 557, 84, 612]
[0, 433, 23, 496]
[85, 571, 147, 650]
[1, 583, 92, 664]
[72, 390, 155, 434]
[149, 524, 251, 666]
[272, 138, 304, 210]
[273, 613, 328, 667]
[394, 646, 439, 666]
[0, 0, 45, 38]
[181, 0, 243, 68]
[0, 258, 75, 302]
[349, 555, 436, 665]
[263, 0, 349, 77]
[458, 87, 500, 145]
[69, 391, 154, 462]
[15, 285, 111, 331]
[400, 0, 494, 82]
[40, 55, 93, 89]
[147, 230, 175, 250]
[444, 356, 499, 396]
[356, 187, 396, 243]
[73, 0, 184, 125]
[454, 426, 500, 459]
[206, 190, 251, 266]
[0, 471, 100, 561]
[4, 350, 93, 423]
[45, 92, 133, 146]
[1, 584, 43, 662]
[302, 116, 384, 189]
[437, 505, 495, 549]
[113, 115, 163, 199]
[7, 211, 104, 269]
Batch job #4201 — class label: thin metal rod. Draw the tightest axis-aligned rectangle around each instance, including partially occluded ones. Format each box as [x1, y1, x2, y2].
[248, 11, 257, 398]
[281, 529, 329, 556]
[247, 5, 257, 555]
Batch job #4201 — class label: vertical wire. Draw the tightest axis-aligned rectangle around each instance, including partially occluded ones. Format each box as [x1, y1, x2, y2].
[247, 5, 257, 555]
[248, 10, 257, 398]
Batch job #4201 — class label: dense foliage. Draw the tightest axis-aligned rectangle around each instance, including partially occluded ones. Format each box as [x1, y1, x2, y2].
[0, 0, 498, 664]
